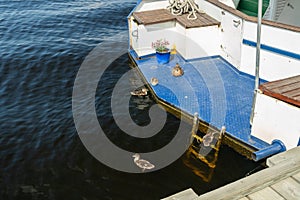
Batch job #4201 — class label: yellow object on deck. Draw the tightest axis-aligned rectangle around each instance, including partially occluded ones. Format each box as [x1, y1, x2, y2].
[171, 44, 177, 54]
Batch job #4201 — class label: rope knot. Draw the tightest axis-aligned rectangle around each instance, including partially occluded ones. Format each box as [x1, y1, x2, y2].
[167, 0, 205, 20]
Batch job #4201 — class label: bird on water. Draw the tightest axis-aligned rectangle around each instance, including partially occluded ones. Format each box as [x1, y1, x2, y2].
[130, 88, 148, 96]
[132, 153, 155, 172]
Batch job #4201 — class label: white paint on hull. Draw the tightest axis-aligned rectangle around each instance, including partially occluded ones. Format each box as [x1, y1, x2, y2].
[251, 93, 300, 150]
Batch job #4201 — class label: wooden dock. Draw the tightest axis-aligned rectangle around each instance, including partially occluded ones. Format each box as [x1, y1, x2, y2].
[162, 146, 300, 200]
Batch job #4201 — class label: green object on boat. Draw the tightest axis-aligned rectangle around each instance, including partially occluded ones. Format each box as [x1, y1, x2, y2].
[237, 0, 270, 17]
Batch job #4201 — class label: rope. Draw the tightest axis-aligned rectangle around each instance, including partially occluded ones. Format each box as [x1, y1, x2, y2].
[167, 0, 204, 20]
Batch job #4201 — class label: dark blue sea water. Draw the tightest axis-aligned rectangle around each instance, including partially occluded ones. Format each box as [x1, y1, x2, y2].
[0, 1, 263, 199]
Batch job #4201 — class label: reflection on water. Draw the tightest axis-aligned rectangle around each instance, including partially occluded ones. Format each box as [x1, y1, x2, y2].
[183, 147, 216, 182]
[184, 126, 224, 182]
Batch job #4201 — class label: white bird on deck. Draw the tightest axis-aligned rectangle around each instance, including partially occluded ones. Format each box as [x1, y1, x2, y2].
[132, 153, 155, 172]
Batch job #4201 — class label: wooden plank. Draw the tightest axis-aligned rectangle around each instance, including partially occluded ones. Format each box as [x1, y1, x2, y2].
[267, 146, 300, 167]
[161, 188, 198, 200]
[259, 75, 300, 107]
[283, 87, 300, 98]
[133, 9, 176, 25]
[239, 197, 250, 200]
[292, 171, 300, 183]
[195, 147, 300, 200]
[260, 75, 300, 90]
[271, 177, 300, 200]
[132, 9, 219, 29]
[247, 187, 284, 200]
[259, 75, 300, 91]
[272, 82, 300, 95]
[176, 13, 220, 28]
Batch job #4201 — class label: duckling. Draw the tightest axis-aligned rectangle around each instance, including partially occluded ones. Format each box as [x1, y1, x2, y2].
[132, 153, 155, 172]
[172, 63, 184, 77]
[130, 88, 148, 96]
[151, 77, 159, 86]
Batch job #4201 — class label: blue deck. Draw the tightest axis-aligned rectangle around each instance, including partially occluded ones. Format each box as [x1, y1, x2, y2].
[129, 50, 270, 150]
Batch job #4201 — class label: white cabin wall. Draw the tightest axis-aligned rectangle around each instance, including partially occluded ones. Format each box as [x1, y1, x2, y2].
[137, 0, 169, 12]
[241, 21, 300, 81]
[133, 0, 222, 59]
[251, 93, 300, 150]
[196, 0, 223, 21]
[197, 0, 244, 67]
[175, 0, 223, 59]
[185, 26, 220, 59]
[132, 0, 300, 78]
[175, 23, 187, 57]
[135, 22, 177, 57]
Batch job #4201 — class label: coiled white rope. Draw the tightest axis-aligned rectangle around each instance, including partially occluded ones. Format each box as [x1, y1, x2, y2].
[167, 0, 204, 20]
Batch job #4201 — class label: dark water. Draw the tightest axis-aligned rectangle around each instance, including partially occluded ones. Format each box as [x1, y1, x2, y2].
[0, 1, 264, 199]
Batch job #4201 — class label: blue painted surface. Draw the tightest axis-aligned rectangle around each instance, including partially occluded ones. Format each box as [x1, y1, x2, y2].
[156, 51, 171, 64]
[252, 140, 286, 161]
[130, 50, 270, 150]
[243, 39, 300, 60]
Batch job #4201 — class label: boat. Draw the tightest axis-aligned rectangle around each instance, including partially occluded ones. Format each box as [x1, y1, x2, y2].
[127, 0, 300, 161]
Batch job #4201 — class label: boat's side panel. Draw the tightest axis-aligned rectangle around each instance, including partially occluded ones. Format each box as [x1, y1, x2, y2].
[198, 0, 300, 81]
[184, 25, 220, 59]
[241, 20, 300, 81]
[196, 1, 245, 69]
[251, 93, 300, 150]
[219, 10, 243, 69]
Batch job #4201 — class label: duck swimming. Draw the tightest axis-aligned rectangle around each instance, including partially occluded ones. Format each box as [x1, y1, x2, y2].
[130, 88, 148, 96]
[132, 153, 155, 172]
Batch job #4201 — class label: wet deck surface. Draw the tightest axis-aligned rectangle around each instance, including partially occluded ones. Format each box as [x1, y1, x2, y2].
[259, 75, 300, 107]
[133, 9, 220, 28]
[129, 51, 269, 150]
